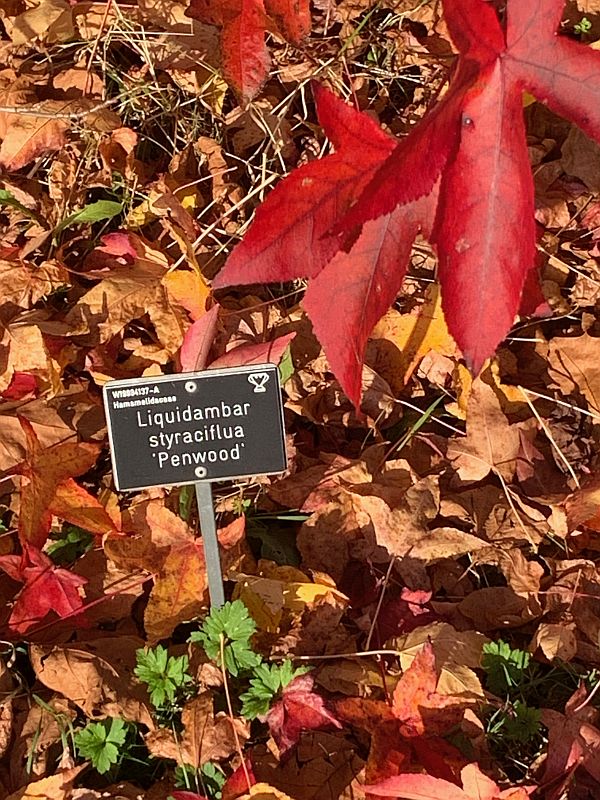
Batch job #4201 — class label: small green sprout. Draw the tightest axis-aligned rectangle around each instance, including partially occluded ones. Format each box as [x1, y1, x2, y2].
[134, 644, 193, 708]
[189, 600, 261, 677]
[74, 718, 127, 774]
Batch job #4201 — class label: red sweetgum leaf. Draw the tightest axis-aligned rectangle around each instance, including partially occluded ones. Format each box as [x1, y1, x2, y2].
[303, 196, 434, 407]
[0, 546, 87, 633]
[432, 62, 535, 372]
[171, 794, 209, 800]
[185, 0, 310, 104]
[341, 0, 600, 374]
[266, 672, 341, 755]
[8, 416, 107, 548]
[213, 83, 395, 288]
[216, 0, 600, 406]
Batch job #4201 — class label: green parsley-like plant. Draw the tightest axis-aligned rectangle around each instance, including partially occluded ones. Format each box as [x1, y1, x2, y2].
[189, 600, 261, 677]
[481, 639, 533, 696]
[240, 661, 309, 719]
[134, 644, 193, 709]
[74, 718, 128, 775]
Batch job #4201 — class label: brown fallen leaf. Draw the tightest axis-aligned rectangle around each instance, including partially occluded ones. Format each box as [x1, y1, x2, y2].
[530, 622, 577, 662]
[6, 766, 85, 800]
[145, 691, 249, 766]
[0, 312, 53, 394]
[64, 232, 189, 358]
[0, 258, 69, 309]
[8, 416, 112, 548]
[547, 332, 600, 415]
[29, 636, 154, 727]
[10, 0, 74, 45]
[253, 731, 364, 800]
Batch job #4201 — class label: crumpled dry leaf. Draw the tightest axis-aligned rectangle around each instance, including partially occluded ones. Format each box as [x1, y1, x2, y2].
[64, 232, 189, 359]
[548, 332, 600, 415]
[10, 0, 74, 45]
[253, 731, 364, 800]
[6, 766, 85, 800]
[29, 637, 154, 727]
[447, 378, 522, 482]
[145, 691, 249, 766]
[0, 259, 69, 308]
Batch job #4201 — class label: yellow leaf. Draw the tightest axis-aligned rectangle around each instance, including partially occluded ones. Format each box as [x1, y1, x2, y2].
[284, 582, 348, 613]
[163, 268, 211, 321]
[370, 284, 459, 392]
[240, 784, 297, 800]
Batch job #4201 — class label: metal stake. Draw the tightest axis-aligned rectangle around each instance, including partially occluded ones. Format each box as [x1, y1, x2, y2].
[195, 482, 225, 608]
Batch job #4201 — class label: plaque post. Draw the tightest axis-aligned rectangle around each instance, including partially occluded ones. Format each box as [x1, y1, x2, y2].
[195, 481, 225, 608]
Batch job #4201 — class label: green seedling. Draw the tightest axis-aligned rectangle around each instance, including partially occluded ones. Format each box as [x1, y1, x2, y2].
[481, 639, 533, 696]
[74, 717, 128, 775]
[240, 661, 309, 719]
[134, 644, 193, 709]
[189, 600, 261, 677]
[47, 525, 94, 565]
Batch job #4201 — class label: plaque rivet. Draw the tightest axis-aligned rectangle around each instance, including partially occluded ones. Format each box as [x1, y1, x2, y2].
[185, 381, 197, 393]
[195, 466, 207, 478]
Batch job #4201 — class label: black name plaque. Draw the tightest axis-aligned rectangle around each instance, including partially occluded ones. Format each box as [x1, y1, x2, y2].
[103, 364, 287, 491]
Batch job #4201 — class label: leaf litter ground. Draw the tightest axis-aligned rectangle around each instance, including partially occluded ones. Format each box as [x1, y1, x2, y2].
[2, 1, 600, 799]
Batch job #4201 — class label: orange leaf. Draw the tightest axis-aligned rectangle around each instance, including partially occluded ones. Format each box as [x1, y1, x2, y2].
[392, 642, 466, 737]
[8, 416, 107, 548]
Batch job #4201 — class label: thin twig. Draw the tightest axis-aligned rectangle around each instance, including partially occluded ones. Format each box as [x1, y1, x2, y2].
[0, 97, 120, 120]
[219, 634, 252, 793]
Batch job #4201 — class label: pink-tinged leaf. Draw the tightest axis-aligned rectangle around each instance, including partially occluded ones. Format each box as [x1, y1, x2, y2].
[265, 0, 310, 44]
[213, 84, 395, 288]
[266, 672, 341, 755]
[0, 546, 87, 633]
[89, 231, 138, 263]
[364, 773, 470, 800]
[433, 63, 535, 373]
[304, 200, 429, 408]
[505, 0, 600, 142]
[210, 332, 295, 370]
[459, 763, 501, 800]
[179, 303, 221, 372]
[365, 763, 533, 800]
